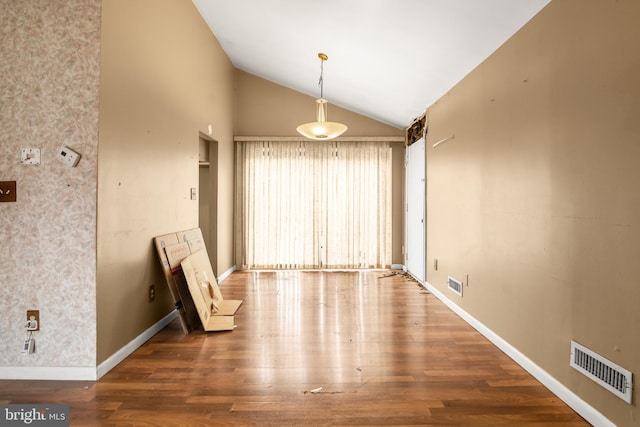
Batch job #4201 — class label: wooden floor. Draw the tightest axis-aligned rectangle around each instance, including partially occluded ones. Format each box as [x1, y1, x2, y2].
[1, 270, 589, 426]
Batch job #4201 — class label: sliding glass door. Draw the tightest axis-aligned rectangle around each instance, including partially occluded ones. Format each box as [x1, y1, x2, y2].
[236, 140, 392, 269]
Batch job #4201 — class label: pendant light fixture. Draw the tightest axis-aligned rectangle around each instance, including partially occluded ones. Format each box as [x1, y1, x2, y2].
[296, 53, 348, 140]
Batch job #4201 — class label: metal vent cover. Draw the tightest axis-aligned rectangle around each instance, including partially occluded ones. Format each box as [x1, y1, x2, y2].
[448, 276, 463, 297]
[570, 340, 633, 403]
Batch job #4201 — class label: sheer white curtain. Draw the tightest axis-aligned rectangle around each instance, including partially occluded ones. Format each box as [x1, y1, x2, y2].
[236, 140, 392, 269]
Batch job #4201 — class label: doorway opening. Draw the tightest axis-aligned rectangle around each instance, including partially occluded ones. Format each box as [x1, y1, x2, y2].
[199, 132, 218, 275]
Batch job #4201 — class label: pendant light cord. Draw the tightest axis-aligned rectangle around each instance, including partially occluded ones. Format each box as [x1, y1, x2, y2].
[318, 57, 324, 99]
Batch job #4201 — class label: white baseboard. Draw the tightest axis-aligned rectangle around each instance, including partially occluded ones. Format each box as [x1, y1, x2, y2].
[1, 310, 181, 381]
[421, 280, 615, 427]
[0, 366, 97, 381]
[391, 264, 405, 270]
[96, 310, 178, 379]
[217, 265, 237, 283]
[0, 311, 179, 381]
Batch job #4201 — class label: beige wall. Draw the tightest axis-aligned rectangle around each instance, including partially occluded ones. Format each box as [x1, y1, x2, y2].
[97, 0, 236, 363]
[234, 71, 403, 138]
[0, 0, 100, 371]
[424, 1, 639, 425]
[234, 71, 406, 264]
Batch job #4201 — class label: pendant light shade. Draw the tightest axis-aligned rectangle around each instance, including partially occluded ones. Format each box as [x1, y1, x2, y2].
[296, 53, 347, 140]
[296, 98, 348, 140]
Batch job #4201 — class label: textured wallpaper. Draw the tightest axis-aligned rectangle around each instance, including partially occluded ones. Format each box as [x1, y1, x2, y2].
[0, 0, 101, 369]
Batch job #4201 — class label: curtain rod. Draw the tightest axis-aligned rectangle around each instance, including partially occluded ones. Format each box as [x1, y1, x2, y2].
[234, 136, 405, 143]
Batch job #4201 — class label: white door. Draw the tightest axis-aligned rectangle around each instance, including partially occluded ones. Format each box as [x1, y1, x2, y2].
[405, 137, 425, 282]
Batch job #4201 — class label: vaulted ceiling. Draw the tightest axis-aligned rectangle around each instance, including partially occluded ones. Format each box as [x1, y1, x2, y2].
[193, 0, 550, 129]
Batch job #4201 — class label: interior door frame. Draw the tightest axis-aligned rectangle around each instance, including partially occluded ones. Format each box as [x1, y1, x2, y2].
[405, 137, 425, 283]
[199, 132, 218, 275]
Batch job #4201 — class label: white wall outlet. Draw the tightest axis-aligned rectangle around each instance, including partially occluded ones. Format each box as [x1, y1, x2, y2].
[22, 337, 35, 355]
[21, 148, 41, 165]
[56, 146, 81, 167]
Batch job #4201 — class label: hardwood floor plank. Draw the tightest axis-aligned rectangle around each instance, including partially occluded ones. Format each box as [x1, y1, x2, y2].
[0, 270, 589, 426]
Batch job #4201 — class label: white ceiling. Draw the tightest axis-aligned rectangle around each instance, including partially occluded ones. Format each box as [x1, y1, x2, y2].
[193, 0, 550, 129]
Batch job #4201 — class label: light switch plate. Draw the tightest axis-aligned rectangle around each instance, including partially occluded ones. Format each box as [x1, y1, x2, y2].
[21, 148, 40, 165]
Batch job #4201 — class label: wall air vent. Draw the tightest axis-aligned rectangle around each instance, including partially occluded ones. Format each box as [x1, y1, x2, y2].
[570, 340, 633, 403]
[447, 276, 463, 297]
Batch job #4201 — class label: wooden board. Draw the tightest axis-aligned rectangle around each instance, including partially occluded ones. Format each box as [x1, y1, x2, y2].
[154, 228, 211, 334]
[180, 249, 243, 331]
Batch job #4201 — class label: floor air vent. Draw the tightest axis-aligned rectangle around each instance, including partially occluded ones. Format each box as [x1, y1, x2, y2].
[447, 276, 463, 297]
[570, 340, 633, 403]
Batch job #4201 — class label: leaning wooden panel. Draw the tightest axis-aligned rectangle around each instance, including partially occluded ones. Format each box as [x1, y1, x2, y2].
[184, 249, 242, 316]
[181, 251, 238, 331]
[153, 232, 190, 333]
[154, 228, 209, 334]
[181, 257, 234, 331]
[163, 242, 202, 331]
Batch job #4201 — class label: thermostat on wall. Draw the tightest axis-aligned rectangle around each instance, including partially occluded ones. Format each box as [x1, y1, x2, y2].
[56, 146, 81, 167]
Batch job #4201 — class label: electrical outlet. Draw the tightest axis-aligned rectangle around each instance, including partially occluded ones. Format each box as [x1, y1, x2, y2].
[26, 310, 40, 331]
[0, 181, 17, 202]
[149, 284, 155, 302]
